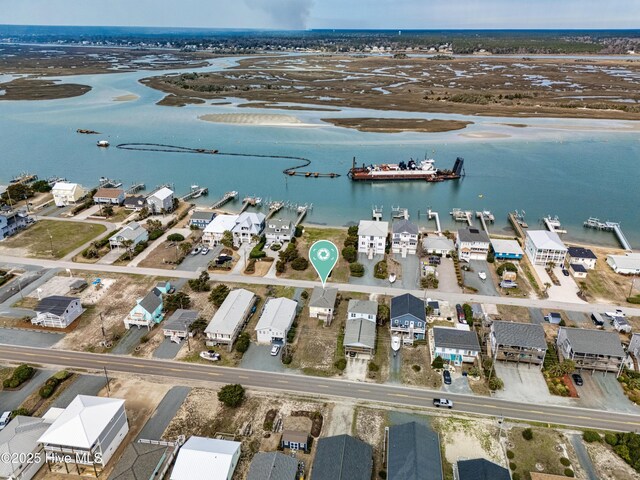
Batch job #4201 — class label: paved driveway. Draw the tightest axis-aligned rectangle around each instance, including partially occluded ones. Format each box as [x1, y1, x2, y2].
[349, 253, 391, 288]
[0, 368, 55, 411]
[0, 327, 63, 348]
[566, 310, 590, 327]
[52, 375, 105, 408]
[435, 257, 461, 293]
[529, 308, 545, 325]
[137, 386, 191, 440]
[111, 326, 149, 355]
[494, 363, 571, 406]
[575, 371, 638, 414]
[153, 337, 183, 359]
[392, 254, 420, 290]
[178, 245, 222, 272]
[441, 370, 473, 395]
[463, 260, 499, 297]
[240, 344, 288, 373]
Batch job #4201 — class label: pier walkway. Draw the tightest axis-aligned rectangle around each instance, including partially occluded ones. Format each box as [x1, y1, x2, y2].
[584, 218, 633, 251]
[211, 191, 237, 210]
[427, 209, 441, 234]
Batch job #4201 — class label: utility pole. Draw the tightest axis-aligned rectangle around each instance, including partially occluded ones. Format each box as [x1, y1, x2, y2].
[99, 312, 106, 341]
[185, 321, 191, 352]
[103, 367, 111, 397]
[47, 229, 54, 257]
[629, 278, 636, 299]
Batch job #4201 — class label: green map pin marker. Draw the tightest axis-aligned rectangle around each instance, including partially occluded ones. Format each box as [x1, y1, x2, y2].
[309, 240, 339, 287]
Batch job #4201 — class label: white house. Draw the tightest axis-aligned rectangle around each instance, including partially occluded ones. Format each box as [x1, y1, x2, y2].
[232, 212, 266, 246]
[255, 297, 297, 345]
[265, 218, 294, 244]
[567, 246, 597, 270]
[170, 436, 241, 480]
[308, 287, 338, 323]
[38, 395, 129, 469]
[32, 296, 83, 328]
[422, 236, 455, 256]
[457, 227, 490, 262]
[391, 219, 419, 256]
[431, 327, 481, 366]
[109, 221, 149, 249]
[607, 253, 640, 275]
[0, 210, 30, 241]
[93, 188, 125, 205]
[147, 187, 174, 214]
[358, 220, 389, 256]
[347, 299, 378, 323]
[52, 182, 86, 207]
[205, 289, 256, 350]
[203, 214, 239, 247]
[524, 230, 567, 266]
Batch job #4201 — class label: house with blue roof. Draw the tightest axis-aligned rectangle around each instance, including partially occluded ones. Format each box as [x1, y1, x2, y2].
[387, 422, 443, 480]
[390, 293, 426, 345]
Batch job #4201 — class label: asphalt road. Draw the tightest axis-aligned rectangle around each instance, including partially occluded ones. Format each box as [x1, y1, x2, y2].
[2, 344, 639, 432]
[2, 255, 639, 317]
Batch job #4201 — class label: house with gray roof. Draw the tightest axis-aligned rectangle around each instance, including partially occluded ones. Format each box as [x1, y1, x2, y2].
[311, 434, 373, 480]
[280, 430, 309, 452]
[457, 458, 510, 480]
[457, 227, 490, 262]
[358, 220, 389, 256]
[0, 414, 58, 480]
[391, 219, 419, 256]
[32, 296, 83, 328]
[387, 422, 443, 480]
[124, 287, 164, 329]
[147, 187, 174, 214]
[422, 236, 455, 256]
[347, 299, 378, 323]
[163, 309, 199, 340]
[629, 333, 640, 371]
[490, 321, 547, 367]
[247, 452, 298, 480]
[108, 441, 171, 480]
[109, 221, 149, 249]
[205, 289, 256, 350]
[557, 327, 627, 376]
[265, 218, 294, 244]
[189, 211, 216, 229]
[431, 327, 481, 365]
[344, 317, 377, 356]
[391, 294, 426, 345]
[309, 287, 338, 324]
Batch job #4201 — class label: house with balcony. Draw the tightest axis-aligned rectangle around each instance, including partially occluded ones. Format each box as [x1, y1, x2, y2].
[0, 210, 30, 240]
[265, 218, 294, 244]
[205, 289, 255, 350]
[32, 296, 83, 329]
[232, 212, 266, 246]
[357, 220, 388, 257]
[93, 187, 125, 205]
[391, 219, 419, 256]
[557, 327, 627, 376]
[431, 327, 480, 366]
[147, 187, 174, 214]
[203, 214, 239, 247]
[490, 238, 524, 261]
[189, 210, 216, 229]
[490, 321, 547, 368]
[457, 227, 490, 262]
[51, 182, 85, 207]
[390, 293, 426, 345]
[308, 287, 338, 324]
[567, 246, 597, 270]
[109, 222, 148, 250]
[524, 230, 567, 266]
[255, 297, 297, 345]
[123, 287, 164, 329]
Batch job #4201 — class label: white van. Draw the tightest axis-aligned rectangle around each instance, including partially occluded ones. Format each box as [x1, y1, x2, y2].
[0, 411, 11, 431]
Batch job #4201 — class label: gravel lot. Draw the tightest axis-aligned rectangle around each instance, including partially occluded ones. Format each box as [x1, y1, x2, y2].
[494, 363, 571, 406]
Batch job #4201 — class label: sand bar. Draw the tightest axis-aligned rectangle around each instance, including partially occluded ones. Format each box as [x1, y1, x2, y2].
[198, 113, 315, 126]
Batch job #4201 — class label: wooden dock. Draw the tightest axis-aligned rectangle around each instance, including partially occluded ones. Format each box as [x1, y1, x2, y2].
[294, 204, 311, 226]
[241, 196, 262, 213]
[372, 206, 383, 221]
[583, 217, 632, 251]
[210, 191, 238, 210]
[180, 185, 209, 201]
[98, 177, 122, 189]
[127, 183, 145, 194]
[450, 208, 473, 226]
[266, 201, 284, 220]
[391, 206, 409, 220]
[427, 208, 441, 233]
[509, 211, 528, 239]
[475, 211, 494, 233]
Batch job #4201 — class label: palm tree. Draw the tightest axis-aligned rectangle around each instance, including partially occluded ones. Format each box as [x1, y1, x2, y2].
[544, 282, 552, 291]
[121, 239, 134, 260]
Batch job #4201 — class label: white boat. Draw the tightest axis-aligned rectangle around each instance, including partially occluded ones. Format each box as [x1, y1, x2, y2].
[200, 350, 220, 361]
[478, 271, 487, 281]
[97, 140, 110, 147]
[391, 336, 401, 352]
[389, 273, 396, 283]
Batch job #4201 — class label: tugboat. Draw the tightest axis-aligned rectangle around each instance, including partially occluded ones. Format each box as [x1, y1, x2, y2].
[97, 140, 110, 148]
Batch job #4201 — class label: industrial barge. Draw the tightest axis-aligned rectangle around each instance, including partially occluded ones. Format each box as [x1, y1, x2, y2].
[347, 156, 464, 182]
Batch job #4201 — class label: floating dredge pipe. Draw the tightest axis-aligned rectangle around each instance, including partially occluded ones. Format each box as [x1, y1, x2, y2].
[116, 143, 340, 178]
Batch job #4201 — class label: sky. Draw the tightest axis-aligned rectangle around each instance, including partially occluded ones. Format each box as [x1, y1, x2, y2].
[1, 0, 639, 30]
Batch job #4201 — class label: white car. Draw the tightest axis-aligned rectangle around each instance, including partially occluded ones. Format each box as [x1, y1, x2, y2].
[0, 411, 11, 431]
[433, 398, 454, 409]
[270, 345, 281, 356]
[201, 247, 210, 255]
[191, 246, 202, 255]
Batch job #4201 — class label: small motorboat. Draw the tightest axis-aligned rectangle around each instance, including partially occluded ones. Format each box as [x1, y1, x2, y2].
[478, 271, 487, 281]
[97, 140, 110, 147]
[391, 336, 401, 352]
[389, 273, 396, 283]
[200, 350, 221, 361]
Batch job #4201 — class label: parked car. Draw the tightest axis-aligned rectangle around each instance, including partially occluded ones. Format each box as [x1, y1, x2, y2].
[591, 312, 605, 327]
[500, 280, 518, 289]
[572, 373, 584, 386]
[433, 398, 454, 409]
[443, 370, 452, 385]
[201, 247, 210, 255]
[562, 269, 570, 277]
[216, 255, 233, 265]
[191, 246, 202, 255]
[270, 345, 281, 356]
[0, 411, 12, 431]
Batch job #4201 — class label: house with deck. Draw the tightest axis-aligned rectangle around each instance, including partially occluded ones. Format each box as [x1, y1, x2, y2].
[557, 327, 627, 376]
[308, 286, 338, 324]
[457, 227, 490, 262]
[93, 187, 125, 205]
[524, 230, 567, 266]
[431, 327, 480, 366]
[109, 222, 148, 249]
[203, 214, 239, 246]
[490, 238, 524, 261]
[607, 252, 640, 275]
[390, 293, 426, 345]
[567, 246, 597, 270]
[0, 210, 30, 240]
[189, 210, 216, 229]
[163, 309, 199, 340]
[205, 288, 255, 350]
[123, 286, 165, 329]
[32, 296, 83, 329]
[490, 321, 547, 368]
[52, 182, 85, 207]
[357, 220, 388, 256]
[147, 187, 174, 214]
[232, 212, 266, 246]
[123, 195, 146, 211]
[265, 218, 294, 244]
[255, 297, 297, 345]
[347, 299, 378, 323]
[391, 219, 419, 256]
[422, 236, 455, 256]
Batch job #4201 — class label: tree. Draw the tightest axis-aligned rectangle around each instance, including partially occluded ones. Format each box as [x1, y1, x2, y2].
[342, 246, 357, 263]
[31, 180, 52, 193]
[343, 236, 358, 248]
[167, 233, 185, 242]
[189, 317, 208, 335]
[102, 205, 114, 217]
[217, 384, 245, 408]
[548, 359, 576, 378]
[209, 284, 230, 307]
[488, 377, 504, 390]
[377, 304, 390, 325]
[235, 332, 251, 353]
[164, 292, 191, 311]
[279, 243, 299, 263]
[294, 225, 303, 237]
[347, 225, 358, 237]
[373, 260, 388, 279]
[221, 230, 234, 248]
[179, 241, 193, 256]
[146, 219, 162, 231]
[522, 428, 534, 440]
[349, 263, 365, 277]
[276, 260, 287, 273]
[121, 239, 134, 260]
[188, 271, 210, 292]
[334, 358, 347, 371]
[431, 356, 445, 370]
[544, 282, 552, 291]
[291, 257, 309, 271]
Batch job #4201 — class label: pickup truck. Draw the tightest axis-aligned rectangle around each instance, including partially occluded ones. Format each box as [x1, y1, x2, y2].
[433, 398, 454, 409]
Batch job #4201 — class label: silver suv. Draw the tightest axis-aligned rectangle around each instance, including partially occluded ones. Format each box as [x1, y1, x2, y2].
[433, 398, 454, 409]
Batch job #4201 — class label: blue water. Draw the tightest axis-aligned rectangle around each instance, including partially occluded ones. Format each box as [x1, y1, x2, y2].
[1, 56, 640, 247]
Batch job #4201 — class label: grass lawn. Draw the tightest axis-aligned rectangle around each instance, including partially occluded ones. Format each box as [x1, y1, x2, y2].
[496, 305, 532, 323]
[104, 206, 132, 223]
[279, 226, 350, 283]
[583, 255, 634, 304]
[401, 344, 442, 388]
[2, 219, 106, 258]
[508, 427, 573, 480]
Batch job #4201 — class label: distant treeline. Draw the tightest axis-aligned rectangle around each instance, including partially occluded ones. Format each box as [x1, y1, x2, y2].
[1, 26, 638, 55]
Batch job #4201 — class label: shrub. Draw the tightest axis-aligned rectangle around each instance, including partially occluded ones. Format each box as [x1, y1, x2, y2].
[12, 407, 30, 417]
[2, 364, 35, 389]
[291, 257, 309, 271]
[373, 260, 388, 279]
[343, 236, 358, 248]
[560, 457, 571, 466]
[301, 290, 309, 299]
[278, 243, 299, 263]
[564, 468, 575, 477]
[250, 236, 267, 259]
[378, 470, 387, 479]
[487, 250, 495, 263]
[512, 473, 520, 480]
[522, 428, 534, 440]
[276, 260, 287, 273]
[368, 362, 380, 372]
[342, 246, 357, 263]
[244, 259, 256, 273]
[148, 229, 164, 241]
[209, 284, 230, 307]
[488, 377, 504, 391]
[509, 462, 517, 471]
[235, 332, 251, 353]
[377, 304, 390, 324]
[334, 358, 347, 371]
[604, 433, 618, 446]
[270, 243, 282, 251]
[350, 262, 365, 277]
[582, 430, 601, 443]
[412, 364, 421, 372]
[167, 233, 184, 242]
[431, 356, 445, 370]
[347, 225, 358, 237]
[294, 225, 303, 237]
[217, 384, 245, 408]
[507, 450, 515, 459]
